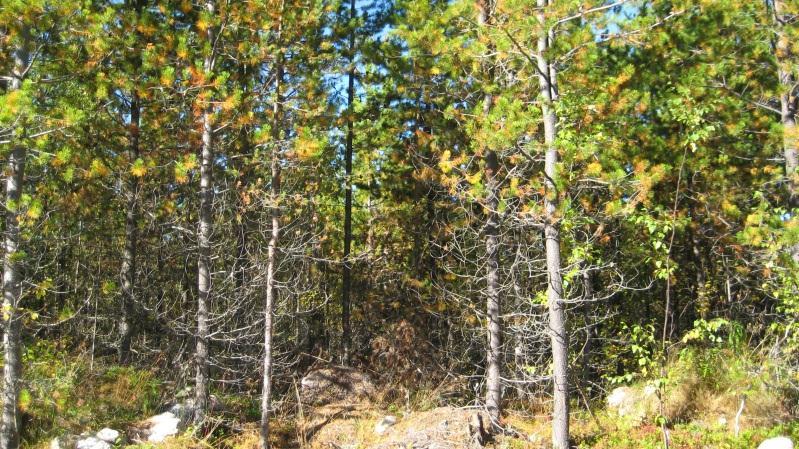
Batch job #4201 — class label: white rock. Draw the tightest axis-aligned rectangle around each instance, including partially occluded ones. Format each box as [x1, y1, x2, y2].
[374, 415, 397, 435]
[50, 438, 62, 449]
[606, 385, 659, 423]
[146, 411, 182, 442]
[607, 386, 635, 416]
[75, 436, 111, 449]
[758, 437, 794, 449]
[95, 428, 119, 443]
[642, 384, 658, 397]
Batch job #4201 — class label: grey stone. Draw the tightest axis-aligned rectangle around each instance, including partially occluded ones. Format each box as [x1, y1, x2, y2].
[374, 415, 397, 435]
[75, 436, 111, 449]
[300, 366, 376, 407]
[94, 428, 119, 443]
[606, 385, 659, 423]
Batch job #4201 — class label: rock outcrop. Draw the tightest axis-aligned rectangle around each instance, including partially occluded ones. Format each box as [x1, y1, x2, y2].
[300, 366, 376, 407]
[371, 407, 491, 449]
[307, 407, 491, 449]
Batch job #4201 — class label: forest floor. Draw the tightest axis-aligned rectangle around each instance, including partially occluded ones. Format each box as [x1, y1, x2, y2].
[105, 402, 799, 449]
[21, 346, 799, 449]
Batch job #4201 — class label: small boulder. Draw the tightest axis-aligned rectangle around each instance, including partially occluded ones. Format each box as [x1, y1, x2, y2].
[128, 411, 183, 443]
[128, 396, 224, 443]
[606, 384, 659, 423]
[607, 386, 636, 416]
[374, 416, 397, 435]
[74, 436, 111, 449]
[758, 437, 794, 449]
[143, 411, 182, 442]
[94, 428, 119, 443]
[50, 428, 121, 449]
[300, 366, 376, 407]
[164, 395, 223, 424]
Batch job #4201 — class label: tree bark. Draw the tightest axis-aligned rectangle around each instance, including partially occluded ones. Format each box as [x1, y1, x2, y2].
[477, 0, 502, 426]
[484, 151, 502, 424]
[194, 0, 215, 426]
[774, 0, 799, 206]
[341, 0, 356, 365]
[773, 0, 799, 262]
[580, 267, 596, 386]
[118, 92, 139, 364]
[536, 2, 569, 447]
[0, 31, 29, 449]
[119, 0, 144, 361]
[260, 14, 284, 449]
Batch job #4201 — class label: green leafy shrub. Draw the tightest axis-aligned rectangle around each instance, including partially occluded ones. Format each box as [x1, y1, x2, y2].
[604, 319, 794, 428]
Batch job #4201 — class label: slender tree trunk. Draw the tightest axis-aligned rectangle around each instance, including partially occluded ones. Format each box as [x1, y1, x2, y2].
[118, 114, 138, 364]
[580, 267, 595, 386]
[773, 0, 799, 262]
[119, 82, 141, 364]
[692, 234, 707, 319]
[0, 32, 29, 449]
[233, 63, 253, 291]
[536, 2, 569, 447]
[234, 126, 251, 291]
[477, 0, 502, 425]
[687, 196, 705, 323]
[260, 16, 284, 449]
[775, 0, 799, 204]
[341, 0, 356, 365]
[426, 189, 437, 280]
[484, 151, 502, 424]
[194, 0, 215, 425]
[421, 106, 438, 282]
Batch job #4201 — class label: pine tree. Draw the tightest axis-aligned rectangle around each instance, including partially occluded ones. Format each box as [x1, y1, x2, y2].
[0, 29, 29, 449]
[195, 0, 217, 425]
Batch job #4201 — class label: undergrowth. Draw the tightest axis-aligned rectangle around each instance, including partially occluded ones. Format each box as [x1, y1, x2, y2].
[17, 337, 799, 449]
[22, 341, 161, 446]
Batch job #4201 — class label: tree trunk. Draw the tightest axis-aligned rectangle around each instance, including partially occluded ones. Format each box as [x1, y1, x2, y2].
[0, 32, 29, 449]
[118, 120, 138, 364]
[536, 2, 569, 447]
[774, 0, 799, 205]
[341, 0, 356, 365]
[580, 267, 595, 387]
[119, 74, 141, 365]
[773, 0, 799, 262]
[484, 150, 502, 424]
[233, 63, 253, 291]
[477, 0, 502, 426]
[194, 0, 215, 426]
[234, 126, 251, 291]
[260, 18, 284, 449]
